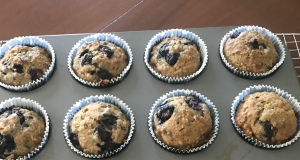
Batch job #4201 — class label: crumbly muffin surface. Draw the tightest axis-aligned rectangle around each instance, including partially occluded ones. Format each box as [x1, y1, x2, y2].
[0, 107, 45, 160]
[149, 36, 201, 77]
[224, 31, 278, 73]
[69, 102, 130, 155]
[0, 45, 51, 86]
[72, 41, 128, 84]
[153, 96, 212, 150]
[235, 92, 297, 144]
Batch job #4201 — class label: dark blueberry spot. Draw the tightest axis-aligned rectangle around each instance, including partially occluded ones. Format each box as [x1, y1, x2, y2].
[69, 133, 80, 146]
[79, 49, 89, 58]
[2, 61, 10, 68]
[260, 121, 276, 141]
[99, 45, 113, 58]
[185, 97, 204, 115]
[96, 127, 115, 152]
[81, 52, 93, 65]
[90, 70, 96, 75]
[156, 103, 174, 124]
[97, 127, 112, 142]
[157, 54, 162, 60]
[96, 69, 113, 80]
[166, 52, 180, 66]
[100, 115, 117, 130]
[248, 39, 260, 49]
[0, 133, 16, 154]
[184, 41, 196, 46]
[13, 64, 23, 73]
[95, 115, 119, 153]
[5, 108, 25, 125]
[261, 43, 267, 49]
[159, 43, 170, 57]
[29, 69, 43, 81]
[230, 32, 241, 39]
[25, 116, 33, 120]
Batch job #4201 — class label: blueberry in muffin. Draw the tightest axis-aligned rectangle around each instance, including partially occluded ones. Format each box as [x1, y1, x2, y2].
[224, 31, 278, 73]
[69, 102, 130, 155]
[153, 96, 212, 150]
[149, 36, 201, 78]
[72, 41, 128, 85]
[0, 106, 45, 159]
[235, 92, 297, 144]
[0, 45, 52, 86]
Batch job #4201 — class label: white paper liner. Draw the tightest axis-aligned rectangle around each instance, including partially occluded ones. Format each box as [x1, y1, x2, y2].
[231, 85, 300, 149]
[148, 89, 219, 153]
[63, 95, 135, 158]
[144, 29, 208, 83]
[0, 97, 50, 159]
[219, 26, 286, 79]
[0, 36, 56, 91]
[67, 33, 133, 88]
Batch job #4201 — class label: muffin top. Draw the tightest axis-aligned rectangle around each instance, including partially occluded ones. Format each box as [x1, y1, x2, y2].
[69, 101, 130, 155]
[153, 96, 212, 150]
[149, 36, 201, 78]
[0, 45, 51, 86]
[72, 41, 128, 85]
[235, 92, 297, 144]
[224, 31, 278, 73]
[0, 106, 45, 160]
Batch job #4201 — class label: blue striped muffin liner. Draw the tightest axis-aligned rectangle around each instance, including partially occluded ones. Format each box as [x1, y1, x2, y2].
[63, 95, 135, 158]
[219, 26, 285, 79]
[0, 97, 50, 159]
[144, 29, 208, 83]
[148, 89, 219, 153]
[0, 36, 56, 91]
[231, 85, 300, 149]
[67, 33, 133, 88]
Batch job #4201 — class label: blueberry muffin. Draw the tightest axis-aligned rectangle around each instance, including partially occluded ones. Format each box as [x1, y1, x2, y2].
[224, 31, 278, 73]
[69, 101, 130, 155]
[0, 45, 52, 86]
[235, 92, 297, 144]
[0, 106, 45, 159]
[72, 41, 128, 85]
[149, 36, 201, 77]
[153, 96, 212, 150]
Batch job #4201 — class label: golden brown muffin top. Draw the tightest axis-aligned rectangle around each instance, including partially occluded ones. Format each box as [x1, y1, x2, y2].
[224, 31, 278, 73]
[149, 36, 201, 78]
[69, 102, 130, 155]
[0, 107, 45, 159]
[72, 41, 128, 84]
[153, 96, 212, 150]
[235, 92, 297, 144]
[0, 45, 51, 86]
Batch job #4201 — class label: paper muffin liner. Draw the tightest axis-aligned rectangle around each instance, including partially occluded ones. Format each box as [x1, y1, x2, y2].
[148, 89, 219, 153]
[231, 84, 300, 149]
[144, 29, 208, 83]
[0, 97, 50, 159]
[219, 26, 286, 79]
[0, 36, 56, 91]
[67, 33, 133, 88]
[63, 95, 135, 158]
